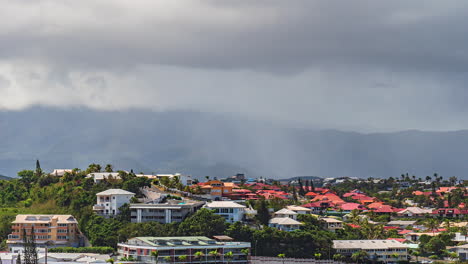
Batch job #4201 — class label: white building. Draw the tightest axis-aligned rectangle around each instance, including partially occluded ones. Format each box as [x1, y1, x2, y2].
[130, 201, 205, 223]
[396, 207, 433, 217]
[0, 253, 110, 264]
[269, 217, 303, 231]
[286, 205, 312, 215]
[86, 172, 121, 183]
[273, 208, 298, 220]
[321, 218, 343, 232]
[452, 244, 468, 261]
[50, 169, 73, 177]
[93, 189, 135, 216]
[205, 201, 246, 223]
[333, 240, 409, 264]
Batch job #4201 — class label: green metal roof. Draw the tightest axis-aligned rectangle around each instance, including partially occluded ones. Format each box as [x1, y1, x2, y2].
[135, 236, 220, 247]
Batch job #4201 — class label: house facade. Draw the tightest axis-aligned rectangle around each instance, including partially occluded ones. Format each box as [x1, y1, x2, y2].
[333, 240, 409, 264]
[7, 215, 84, 253]
[117, 236, 250, 264]
[130, 201, 205, 223]
[205, 201, 246, 223]
[93, 189, 135, 216]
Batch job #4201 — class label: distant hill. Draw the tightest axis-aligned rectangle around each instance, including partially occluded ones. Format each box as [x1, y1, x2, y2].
[0, 174, 12, 180]
[2, 107, 468, 179]
[277, 176, 323, 182]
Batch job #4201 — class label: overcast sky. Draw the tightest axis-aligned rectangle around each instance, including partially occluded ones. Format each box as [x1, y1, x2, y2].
[1, 0, 468, 132]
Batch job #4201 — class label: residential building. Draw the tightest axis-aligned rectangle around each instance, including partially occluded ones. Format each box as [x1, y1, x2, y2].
[0, 252, 110, 264]
[130, 201, 205, 223]
[86, 172, 121, 183]
[93, 189, 135, 217]
[7, 215, 84, 253]
[195, 180, 235, 199]
[433, 208, 468, 218]
[286, 205, 312, 215]
[321, 218, 343, 232]
[333, 240, 409, 264]
[397, 207, 433, 217]
[269, 217, 303, 231]
[49, 169, 73, 177]
[386, 220, 417, 228]
[451, 244, 468, 260]
[117, 236, 250, 263]
[205, 201, 246, 223]
[273, 209, 297, 220]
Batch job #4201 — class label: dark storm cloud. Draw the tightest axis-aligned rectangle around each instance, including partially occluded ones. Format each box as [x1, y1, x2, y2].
[1, 0, 468, 131]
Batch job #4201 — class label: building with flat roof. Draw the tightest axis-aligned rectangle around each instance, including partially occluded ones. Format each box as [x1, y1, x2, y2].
[117, 236, 250, 263]
[93, 189, 135, 217]
[205, 201, 246, 223]
[7, 215, 84, 253]
[130, 201, 205, 223]
[333, 240, 409, 264]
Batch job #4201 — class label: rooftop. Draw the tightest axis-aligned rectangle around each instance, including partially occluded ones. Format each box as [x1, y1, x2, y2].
[205, 201, 246, 209]
[13, 215, 77, 224]
[333, 240, 408, 250]
[96, 189, 135, 196]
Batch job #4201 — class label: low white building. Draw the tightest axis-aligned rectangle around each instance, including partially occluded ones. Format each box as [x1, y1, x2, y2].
[452, 244, 468, 261]
[86, 172, 121, 183]
[273, 209, 298, 220]
[0, 253, 110, 264]
[333, 240, 409, 264]
[93, 189, 135, 216]
[286, 205, 312, 215]
[269, 217, 303, 231]
[396, 207, 433, 217]
[205, 201, 246, 223]
[50, 169, 73, 177]
[130, 201, 205, 223]
[321, 218, 343, 232]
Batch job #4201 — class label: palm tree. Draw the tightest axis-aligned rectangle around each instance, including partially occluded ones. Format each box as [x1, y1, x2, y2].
[412, 250, 421, 263]
[163, 256, 171, 263]
[209, 250, 219, 263]
[333, 254, 345, 261]
[390, 253, 399, 261]
[224, 251, 233, 264]
[194, 251, 204, 262]
[349, 209, 361, 224]
[277, 253, 286, 264]
[313, 253, 322, 260]
[104, 164, 113, 172]
[461, 226, 468, 242]
[351, 251, 369, 264]
[177, 255, 187, 264]
[425, 218, 439, 235]
[241, 248, 250, 261]
[150, 250, 159, 264]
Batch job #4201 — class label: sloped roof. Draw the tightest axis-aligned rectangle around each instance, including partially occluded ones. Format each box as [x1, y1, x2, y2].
[206, 201, 246, 208]
[275, 208, 297, 215]
[269, 217, 303, 226]
[96, 189, 135, 196]
[286, 205, 312, 212]
[333, 240, 408, 250]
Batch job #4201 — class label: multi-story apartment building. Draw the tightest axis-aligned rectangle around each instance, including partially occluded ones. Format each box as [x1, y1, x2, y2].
[93, 189, 135, 217]
[333, 240, 409, 264]
[7, 215, 84, 253]
[204, 201, 246, 223]
[130, 201, 205, 223]
[118, 236, 250, 264]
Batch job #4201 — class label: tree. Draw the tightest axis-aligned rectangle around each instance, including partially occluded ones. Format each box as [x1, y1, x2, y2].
[104, 164, 113, 173]
[209, 250, 219, 263]
[255, 199, 270, 226]
[177, 255, 187, 264]
[351, 250, 368, 264]
[16, 254, 21, 264]
[333, 254, 345, 261]
[22, 227, 38, 264]
[411, 250, 420, 263]
[461, 226, 468, 242]
[150, 250, 159, 264]
[277, 253, 286, 264]
[194, 251, 204, 261]
[224, 251, 233, 264]
[424, 219, 439, 235]
[163, 256, 171, 263]
[178, 209, 226, 237]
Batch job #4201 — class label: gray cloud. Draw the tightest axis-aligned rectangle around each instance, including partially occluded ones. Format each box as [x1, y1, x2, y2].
[1, 0, 468, 131]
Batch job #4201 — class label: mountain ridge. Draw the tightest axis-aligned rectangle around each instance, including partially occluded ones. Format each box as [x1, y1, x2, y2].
[2, 107, 468, 179]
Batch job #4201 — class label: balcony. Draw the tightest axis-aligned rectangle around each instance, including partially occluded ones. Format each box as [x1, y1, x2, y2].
[93, 205, 105, 210]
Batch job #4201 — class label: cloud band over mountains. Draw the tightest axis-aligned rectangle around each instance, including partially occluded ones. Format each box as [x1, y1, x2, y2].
[1, 0, 468, 131]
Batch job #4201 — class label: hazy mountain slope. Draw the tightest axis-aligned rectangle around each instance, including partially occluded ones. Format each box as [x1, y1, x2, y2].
[1, 107, 468, 179]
